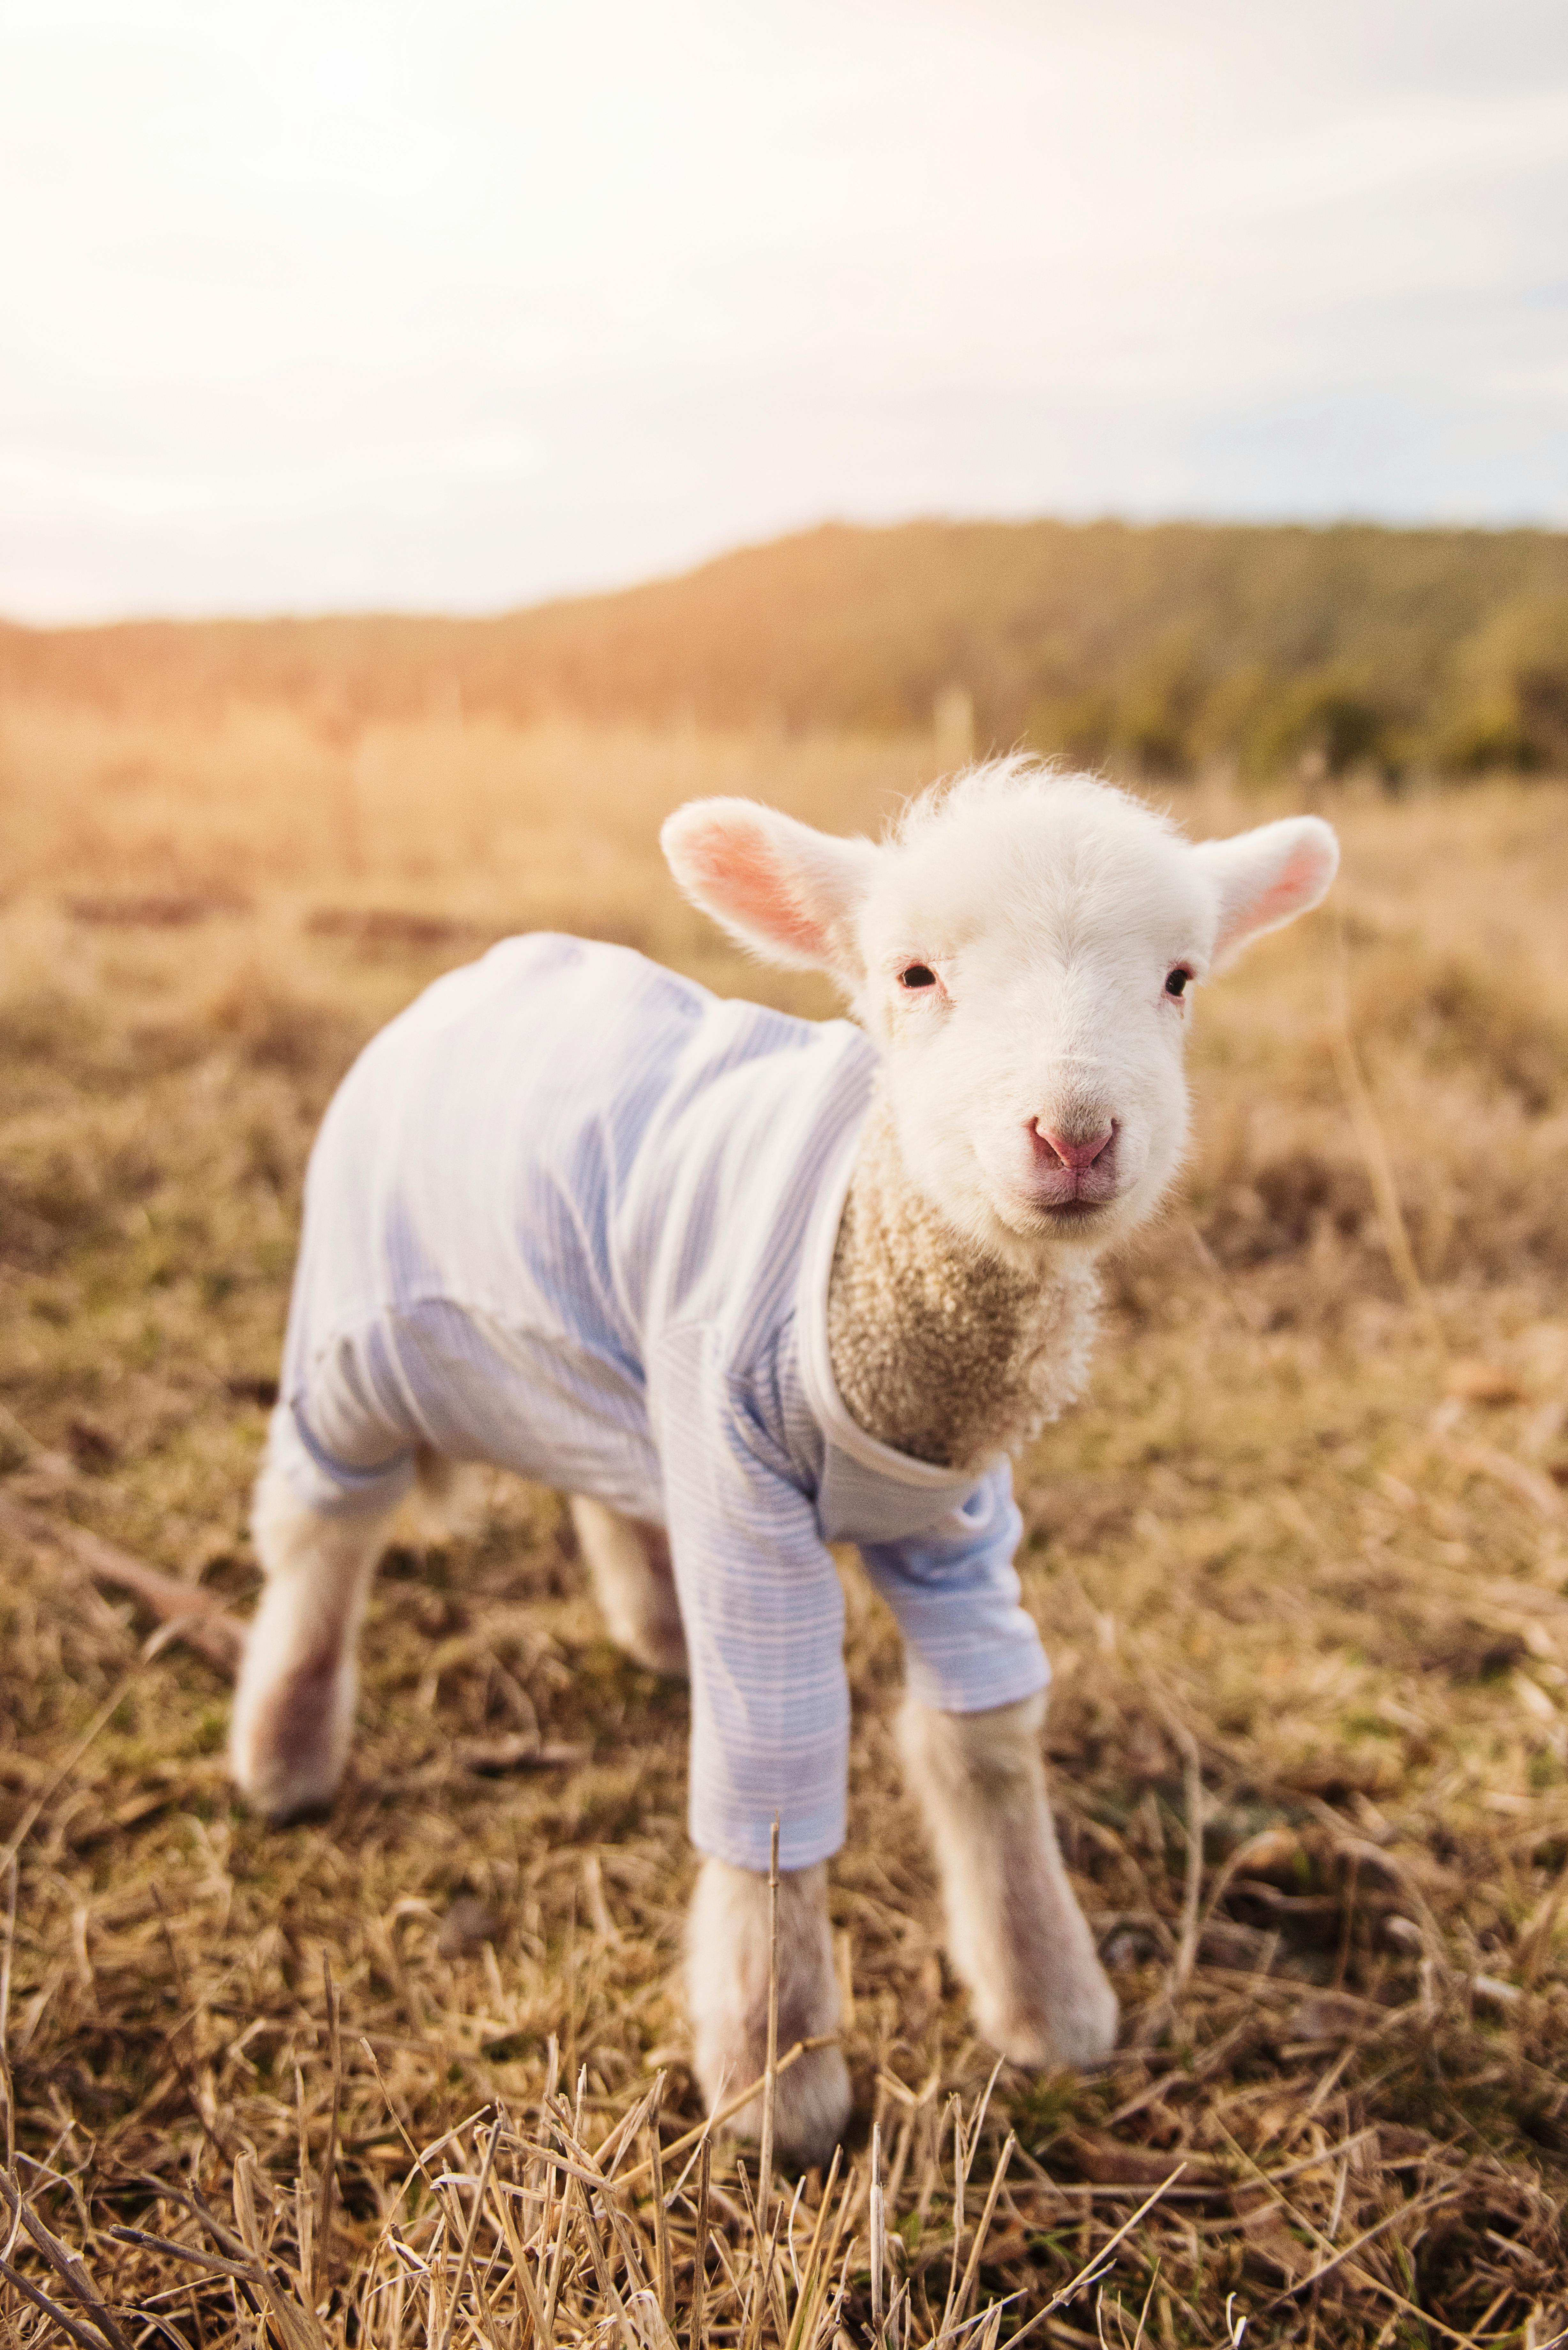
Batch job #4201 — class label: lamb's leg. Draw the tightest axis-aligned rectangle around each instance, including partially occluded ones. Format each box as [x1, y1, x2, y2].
[686, 1857, 851, 2165]
[570, 1497, 688, 1676]
[899, 1692, 1118, 2068]
[230, 1459, 391, 1823]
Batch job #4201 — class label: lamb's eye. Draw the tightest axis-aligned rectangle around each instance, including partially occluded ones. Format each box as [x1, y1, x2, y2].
[899, 963, 938, 990]
[1165, 968, 1189, 998]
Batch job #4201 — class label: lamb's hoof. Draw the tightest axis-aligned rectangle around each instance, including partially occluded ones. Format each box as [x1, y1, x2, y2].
[261, 1789, 337, 1828]
[598, 1597, 689, 1678]
[235, 1779, 340, 1828]
[619, 1622, 690, 1679]
[982, 1972, 1120, 2072]
[720, 2042, 852, 2170]
[230, 1746, 343, 1827]
[230, 1702, 348, 1826]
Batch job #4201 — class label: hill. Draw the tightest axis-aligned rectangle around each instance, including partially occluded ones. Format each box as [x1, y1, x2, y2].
[4, 516, 1567, 778]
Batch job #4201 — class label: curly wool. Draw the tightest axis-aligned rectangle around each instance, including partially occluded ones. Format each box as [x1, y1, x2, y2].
[825, 1094, 1099, 1473]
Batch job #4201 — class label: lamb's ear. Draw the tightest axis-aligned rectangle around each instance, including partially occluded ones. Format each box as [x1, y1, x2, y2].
[661, 797, 876, 977]
[1193, 816, 1340, 969]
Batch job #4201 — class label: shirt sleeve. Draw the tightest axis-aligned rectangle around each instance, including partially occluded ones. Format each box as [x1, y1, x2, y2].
[858, 1461, 1050, 1717]
[648, 1324, 851, 1874]
[271, 1322, 420, 1519]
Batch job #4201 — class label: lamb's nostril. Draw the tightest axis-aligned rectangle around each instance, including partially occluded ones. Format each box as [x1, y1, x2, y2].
[1031, 1121, 1115, 1172]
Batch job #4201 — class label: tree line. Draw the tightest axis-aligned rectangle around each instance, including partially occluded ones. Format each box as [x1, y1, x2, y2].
[4, 517, 1566, 781]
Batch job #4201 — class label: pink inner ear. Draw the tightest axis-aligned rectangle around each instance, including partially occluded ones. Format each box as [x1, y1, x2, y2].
[683, 822, 826, 957]
[1226, 839, 1330, 946]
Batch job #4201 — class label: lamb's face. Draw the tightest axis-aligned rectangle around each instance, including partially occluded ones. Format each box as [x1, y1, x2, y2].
[661, 765, 1338, 1268]
[854, 787, 1207, 1260]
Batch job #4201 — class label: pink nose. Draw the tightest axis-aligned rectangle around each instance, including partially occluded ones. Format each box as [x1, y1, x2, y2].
[1031, 1121, 1114, 1171]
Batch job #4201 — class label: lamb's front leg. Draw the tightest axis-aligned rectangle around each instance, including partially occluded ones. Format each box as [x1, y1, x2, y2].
[230, 1460, 390, 1823]
[899, 1692, 1118, 2068]
[686, 1858, 851, 2166]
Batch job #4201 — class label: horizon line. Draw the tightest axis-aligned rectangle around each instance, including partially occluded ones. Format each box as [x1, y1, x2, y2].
[5, 506, 1564, 637]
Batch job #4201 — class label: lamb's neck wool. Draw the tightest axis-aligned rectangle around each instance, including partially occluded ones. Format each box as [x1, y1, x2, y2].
[826, 1097, 1099, 1472]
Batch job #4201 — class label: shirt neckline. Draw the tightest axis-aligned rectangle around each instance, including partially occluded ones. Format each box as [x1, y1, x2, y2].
[795, 1110, 995, 1493]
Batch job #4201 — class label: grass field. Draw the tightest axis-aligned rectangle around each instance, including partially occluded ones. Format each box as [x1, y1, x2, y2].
[2, 697, 1568, 2346]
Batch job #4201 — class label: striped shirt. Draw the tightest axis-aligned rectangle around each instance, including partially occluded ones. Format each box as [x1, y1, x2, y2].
[271, 935, 1048, 1870]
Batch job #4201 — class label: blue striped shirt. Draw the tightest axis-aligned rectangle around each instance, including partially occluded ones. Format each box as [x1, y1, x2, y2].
[271, 935, 1048, 1869]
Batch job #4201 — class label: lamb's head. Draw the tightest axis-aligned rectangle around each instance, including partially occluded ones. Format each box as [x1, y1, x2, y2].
[663, 761, 1338, 1265]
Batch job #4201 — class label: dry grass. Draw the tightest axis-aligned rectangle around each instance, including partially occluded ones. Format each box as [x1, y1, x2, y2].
[2, 697, 1568, 2346]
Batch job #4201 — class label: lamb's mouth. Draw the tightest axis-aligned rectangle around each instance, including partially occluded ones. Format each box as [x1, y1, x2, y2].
[988, 1163, 1121, 1238]
[1017, 1192, 1119, 1233]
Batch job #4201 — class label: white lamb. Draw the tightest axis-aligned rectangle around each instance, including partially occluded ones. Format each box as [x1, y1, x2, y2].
[230, 760, 1337, 2162]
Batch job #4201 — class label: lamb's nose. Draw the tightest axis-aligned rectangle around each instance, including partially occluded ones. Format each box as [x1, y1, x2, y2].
[1031, 1121, 1114, 1171]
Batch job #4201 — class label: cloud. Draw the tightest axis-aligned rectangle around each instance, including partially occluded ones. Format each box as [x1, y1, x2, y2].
[2, 0, 1565, 616]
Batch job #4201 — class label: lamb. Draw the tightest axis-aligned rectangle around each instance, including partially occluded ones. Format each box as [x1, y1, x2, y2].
[229, 759, 1338, 2164]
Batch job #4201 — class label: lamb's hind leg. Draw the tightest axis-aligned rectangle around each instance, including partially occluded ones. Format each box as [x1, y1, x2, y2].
[570, 1498, 688, 1676]
[899, 1692, 1118, 2069]
[230, 1459, 392, 1823]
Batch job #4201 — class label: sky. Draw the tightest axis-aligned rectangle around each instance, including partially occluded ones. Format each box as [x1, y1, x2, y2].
[4, 0, 1567, 621]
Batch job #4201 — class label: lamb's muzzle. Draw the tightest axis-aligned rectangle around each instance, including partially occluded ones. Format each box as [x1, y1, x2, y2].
[1028, 1116, 1119, 1210]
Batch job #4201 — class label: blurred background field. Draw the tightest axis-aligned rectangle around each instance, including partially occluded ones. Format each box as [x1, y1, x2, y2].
[3, 596, 1568, 2342]
[6, 517, 1568, 785]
